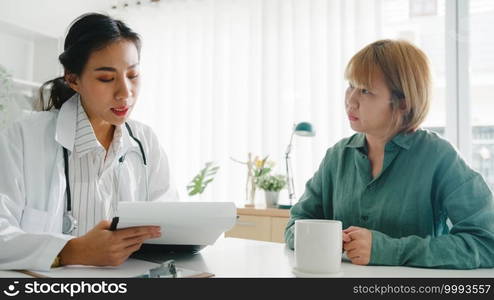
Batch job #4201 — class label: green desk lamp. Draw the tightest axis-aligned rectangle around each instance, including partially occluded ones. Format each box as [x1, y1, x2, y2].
[278, 122, 315, 209]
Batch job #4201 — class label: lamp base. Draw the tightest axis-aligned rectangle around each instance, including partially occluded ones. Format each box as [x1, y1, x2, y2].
[277, 204, 292, 210]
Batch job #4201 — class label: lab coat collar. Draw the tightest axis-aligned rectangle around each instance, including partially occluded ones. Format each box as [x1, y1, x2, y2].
[120, 123, 139, 157]
[55, 94, 79, 152]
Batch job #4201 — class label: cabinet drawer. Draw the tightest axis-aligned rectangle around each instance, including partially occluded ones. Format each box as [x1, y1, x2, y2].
[271, 217, 289, 243]
[225, 215, 271, 242]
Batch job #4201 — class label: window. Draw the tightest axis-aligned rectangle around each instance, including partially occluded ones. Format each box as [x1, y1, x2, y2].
[378, 0, 494, 192]
[469, 0, 494, 191]
[378, 0, 446, 136]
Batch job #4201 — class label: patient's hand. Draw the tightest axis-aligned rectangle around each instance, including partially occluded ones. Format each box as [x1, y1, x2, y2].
[59, 220, 161, 266]
[342, 231, 351, 252]
[342, 226, 372, 265]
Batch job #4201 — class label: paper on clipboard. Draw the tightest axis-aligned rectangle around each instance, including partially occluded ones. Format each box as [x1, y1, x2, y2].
[21, 259, 213, 278]
[117, 201, 237, 246]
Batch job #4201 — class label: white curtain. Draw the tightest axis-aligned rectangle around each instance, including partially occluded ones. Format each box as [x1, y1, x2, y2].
[112, 0, 368, 206]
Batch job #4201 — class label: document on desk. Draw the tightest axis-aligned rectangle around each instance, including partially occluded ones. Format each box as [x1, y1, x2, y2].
[117, 201, 237, 246]
[21, 259, 213, 278]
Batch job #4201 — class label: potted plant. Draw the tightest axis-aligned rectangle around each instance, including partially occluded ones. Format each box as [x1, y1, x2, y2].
[256, 174, 286, 208]
[231, 153, 274, 207]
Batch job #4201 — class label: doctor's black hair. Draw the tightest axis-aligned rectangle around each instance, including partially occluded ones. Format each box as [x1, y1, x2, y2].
[38, 13, 141, 110]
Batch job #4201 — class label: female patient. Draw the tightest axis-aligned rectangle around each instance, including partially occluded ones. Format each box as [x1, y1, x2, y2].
[0, 13, 173, 270]
[285, 39, 494, 269]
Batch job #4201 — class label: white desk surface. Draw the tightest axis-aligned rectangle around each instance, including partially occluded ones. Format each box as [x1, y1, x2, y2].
[1, 237, 493, 278]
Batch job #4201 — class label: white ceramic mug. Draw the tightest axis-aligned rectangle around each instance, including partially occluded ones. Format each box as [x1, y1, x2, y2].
[293, 219, 342, 276]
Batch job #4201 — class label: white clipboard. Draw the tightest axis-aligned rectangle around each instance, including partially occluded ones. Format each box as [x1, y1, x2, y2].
[116, 201, 237, 246]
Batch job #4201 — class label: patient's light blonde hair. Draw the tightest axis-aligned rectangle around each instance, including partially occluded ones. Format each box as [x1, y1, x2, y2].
[344, 39, 432, 133]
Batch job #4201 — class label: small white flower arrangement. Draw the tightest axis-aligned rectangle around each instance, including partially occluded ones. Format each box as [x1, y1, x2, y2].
[256, 174, 287, 192]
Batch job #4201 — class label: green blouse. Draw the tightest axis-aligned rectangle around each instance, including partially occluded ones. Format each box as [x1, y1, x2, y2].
[285, 129, 494, 269]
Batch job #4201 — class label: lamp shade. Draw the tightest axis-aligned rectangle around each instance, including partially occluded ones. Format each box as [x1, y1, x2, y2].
[294, 122, 315, 137]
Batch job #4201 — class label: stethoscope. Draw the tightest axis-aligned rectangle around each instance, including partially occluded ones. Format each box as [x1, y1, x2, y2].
[62, 122, 148, 234]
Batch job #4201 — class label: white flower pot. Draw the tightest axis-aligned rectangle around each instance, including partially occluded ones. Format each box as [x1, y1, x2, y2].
[265, 191, 280, 208]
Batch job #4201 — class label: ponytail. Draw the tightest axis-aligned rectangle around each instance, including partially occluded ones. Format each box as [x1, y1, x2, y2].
[38, 77, 76, 111]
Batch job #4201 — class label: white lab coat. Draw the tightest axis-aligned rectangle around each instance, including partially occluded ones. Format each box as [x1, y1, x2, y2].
[0, 96, 173, 271]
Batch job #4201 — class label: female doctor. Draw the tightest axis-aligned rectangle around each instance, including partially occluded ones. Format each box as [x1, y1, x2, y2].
[0, 13, 174, 271]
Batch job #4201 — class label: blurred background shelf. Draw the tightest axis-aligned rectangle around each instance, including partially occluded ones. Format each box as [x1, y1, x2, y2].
[0, 18, 61, 92]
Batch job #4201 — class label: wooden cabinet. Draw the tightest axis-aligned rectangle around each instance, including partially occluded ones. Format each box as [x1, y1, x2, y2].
[225, 207, 290, 243]
[270, 217, 289, 243]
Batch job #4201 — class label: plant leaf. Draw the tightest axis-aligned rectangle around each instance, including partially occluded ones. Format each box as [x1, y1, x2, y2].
[187, 161, 220, 196]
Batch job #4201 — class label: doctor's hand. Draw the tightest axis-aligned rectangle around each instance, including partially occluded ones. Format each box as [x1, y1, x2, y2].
[342, 226, 372, 265]
[59, 220, 161, 267]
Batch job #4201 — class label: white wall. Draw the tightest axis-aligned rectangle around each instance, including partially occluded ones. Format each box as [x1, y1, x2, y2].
[0, 0, 118, 83]
[0, 0, 113, 38]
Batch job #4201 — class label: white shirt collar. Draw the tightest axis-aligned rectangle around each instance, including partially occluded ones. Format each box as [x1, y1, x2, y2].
[74, 99, 103, 157]
[55, 94, 137, 156]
